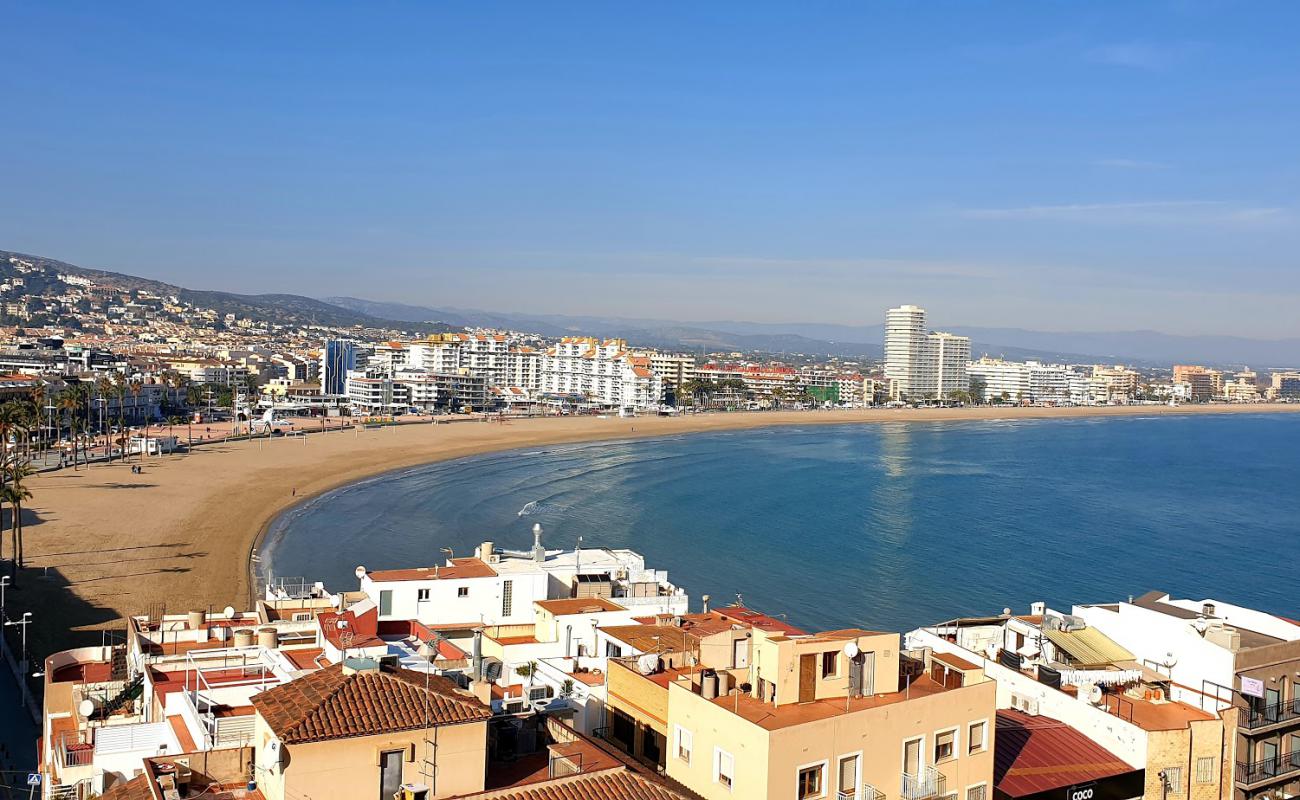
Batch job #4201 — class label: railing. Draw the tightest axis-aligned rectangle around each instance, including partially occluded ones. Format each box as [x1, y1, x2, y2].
[58, 733, 94, 769]
[902, 767, 946, 800]
[1235, 752, 1300, 786]
[1241, 699, 1300, 730]
[849, 785, 884, 800]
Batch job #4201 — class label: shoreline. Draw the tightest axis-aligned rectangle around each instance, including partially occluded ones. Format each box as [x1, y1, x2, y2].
[17, 403, 1300, 660]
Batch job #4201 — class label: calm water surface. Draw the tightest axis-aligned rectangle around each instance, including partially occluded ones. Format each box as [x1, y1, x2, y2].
[262, 415, 1300, 632]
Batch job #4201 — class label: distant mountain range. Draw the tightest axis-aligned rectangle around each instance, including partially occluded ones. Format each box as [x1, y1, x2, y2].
[325, 297, 1300, 368]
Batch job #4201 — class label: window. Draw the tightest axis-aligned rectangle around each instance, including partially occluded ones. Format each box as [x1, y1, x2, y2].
[457, 586, 469, 598]
[935, 729, 956, 763]
[714, 748, 735, 789]
[966, 784, 987, 800]
[797, 763, 825, 799]
[822, 651, 837, 678]
[502, 580, 513, 616]
[967, 720, 987, 754]
[416, 588, 430, 602]
[378, 590, 393, 616]
[1162, 766, 1183, 794]
[605, 641, 624, 658]
[1195, 757, 1215, 784]
[528, 686, 551, 702]
[674, 726, 693, 765]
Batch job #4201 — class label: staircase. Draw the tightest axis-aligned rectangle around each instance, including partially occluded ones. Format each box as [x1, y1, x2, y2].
[94, 672, 144, 719]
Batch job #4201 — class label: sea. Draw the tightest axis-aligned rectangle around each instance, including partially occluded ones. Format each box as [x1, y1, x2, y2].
[261, 414, 1300, 633]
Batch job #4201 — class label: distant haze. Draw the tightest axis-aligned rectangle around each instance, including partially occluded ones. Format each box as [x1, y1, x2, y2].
[2, 4, 1298, 337]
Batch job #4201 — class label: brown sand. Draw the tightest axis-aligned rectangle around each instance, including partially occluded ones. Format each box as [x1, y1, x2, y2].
[11, 403, 1300, 659]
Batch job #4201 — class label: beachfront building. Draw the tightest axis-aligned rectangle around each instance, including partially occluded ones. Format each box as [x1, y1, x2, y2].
[1073, 592, 1300, 800]
[884, 304, 971, 401]
[967, 357, 1089, 404]
[1174, 365, 1224, 402]
[320, 339, 360, 396]
[1089, 364, 1140, 403]
[632, 349, 696, 396]
[650, 625, 996, 800]
[358, 528, 688, 630]
[541, 337, 662, 410]
[912, 601, 1233, 800]
[693, 362, 799, 405]
[1269, 371, 1300, 400]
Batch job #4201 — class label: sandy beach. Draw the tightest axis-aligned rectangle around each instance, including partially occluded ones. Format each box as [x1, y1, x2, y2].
[11, 403, 1300, 660]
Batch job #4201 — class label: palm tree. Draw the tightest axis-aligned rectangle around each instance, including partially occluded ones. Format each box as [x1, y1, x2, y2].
[127, 381, 143, 461]
[28, 383, 46, 458]
[0, 402, 25, 475]
[96, 374, 115, 461]
[5, 459, 34, 570]
[58, 389, 81, 468]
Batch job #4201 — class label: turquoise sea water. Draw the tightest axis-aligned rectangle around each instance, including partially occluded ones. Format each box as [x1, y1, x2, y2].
[262, 415, 1300, 633]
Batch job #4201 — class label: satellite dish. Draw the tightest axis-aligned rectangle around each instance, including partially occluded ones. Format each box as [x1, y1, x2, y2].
[78, 698, 98, 717]
[223, 606, 236, 620]
[843, 642, 860, 659]
[330, 594, 343, 608]
[262, 739, 283, 767]
[354, 566, 367, 580]
[1087, 684, 1103, 704]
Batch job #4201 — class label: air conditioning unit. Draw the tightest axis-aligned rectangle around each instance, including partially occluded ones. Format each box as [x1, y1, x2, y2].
[1011, 693, 1040, 715]
[396, 784, 429, 800]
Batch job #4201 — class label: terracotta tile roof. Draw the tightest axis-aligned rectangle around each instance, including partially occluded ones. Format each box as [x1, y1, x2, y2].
[369, 558, 498, 582]
[456, 767, 690, 799]
[251, 663, 491, 744]
[714, 605, 806, 635]
[994, 709, 1136, 798]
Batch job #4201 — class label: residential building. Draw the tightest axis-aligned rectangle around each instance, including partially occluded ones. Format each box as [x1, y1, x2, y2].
[1174, 365, 1224, 402]
[633, 350, 696, 397]
[1075, 592, 1300, 800]
[252, 658, 493, 800]
[541, 338, 661, 410]
[885, 305, 970, 400]
[1270, 372, 1300, 400]
[321, 339, 359, 396]
[1090, 365, 1140, 402]
[661, 625, 996, 800]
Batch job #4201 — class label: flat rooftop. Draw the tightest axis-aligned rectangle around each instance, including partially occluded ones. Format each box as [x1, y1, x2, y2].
[698, 674, 953, 731]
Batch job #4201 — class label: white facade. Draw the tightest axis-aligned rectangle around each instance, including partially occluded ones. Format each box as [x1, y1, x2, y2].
[542, 337, 662, 409]
[885, 305, 970, 400]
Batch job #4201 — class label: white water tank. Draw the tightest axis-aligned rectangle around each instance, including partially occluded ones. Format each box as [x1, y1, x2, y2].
[233, 629, 255, 648]
[257, 627, 279, 650]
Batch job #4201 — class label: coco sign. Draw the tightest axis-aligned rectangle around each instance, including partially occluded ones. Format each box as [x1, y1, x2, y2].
[1065, 783, 1096, 800]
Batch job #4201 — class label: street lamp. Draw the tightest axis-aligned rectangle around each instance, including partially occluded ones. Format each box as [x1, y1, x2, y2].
[0, 575, 9, 619]
[5, 611, 32, 668]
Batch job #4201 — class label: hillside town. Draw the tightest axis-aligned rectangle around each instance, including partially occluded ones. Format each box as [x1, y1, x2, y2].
[0, 256, 1295, 448]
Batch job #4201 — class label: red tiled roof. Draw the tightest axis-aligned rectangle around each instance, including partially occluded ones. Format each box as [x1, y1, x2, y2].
[715, 605, 806, 635]
[535, 598, 626, 616]
[251, 663, 491, 744]
[98, 775, 155, 800]
[994, 709, 1136, 798]
[455, 767, 691, 799]
[318, 602, 383, 650]
[369, 558, 498, 582]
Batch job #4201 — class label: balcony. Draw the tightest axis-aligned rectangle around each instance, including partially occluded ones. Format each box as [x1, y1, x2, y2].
[1235, 752, 1300, 787]
[839, 786, 885, 800]
[902, 767, 947, 800]
[1241, 699, 1300, 731]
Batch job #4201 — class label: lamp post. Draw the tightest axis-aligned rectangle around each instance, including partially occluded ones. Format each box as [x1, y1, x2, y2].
[6, 611, 32, 669]
[0, 575, 9, 619]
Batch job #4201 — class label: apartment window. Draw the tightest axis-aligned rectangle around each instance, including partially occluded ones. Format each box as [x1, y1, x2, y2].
[378, 590, 393, 616]
[502, 580, 513, 617]
[821, 651, 837, 678]
[457, 586, 469, 598]
[605, 642, 624, 658]
[934, 729, 956, 763]
[528, 686, 551, 703]
[714, 748, 735, 790]
[416, 588, 430, 602]
[674, 726, 693, 765]
[966, 784, 987, 800]
[1162, 766, 1184, 794]
[968, 720, 987, 754]
[797, 763, 826, 799]
[1195, 757, 1215, 784]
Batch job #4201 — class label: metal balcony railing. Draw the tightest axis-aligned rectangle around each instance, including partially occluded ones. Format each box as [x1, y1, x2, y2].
[1235, 752, 1300, 786]
[902, 766, 947, 800]
[1241, 699, 1300, 730]
[839, 787, 885, 800]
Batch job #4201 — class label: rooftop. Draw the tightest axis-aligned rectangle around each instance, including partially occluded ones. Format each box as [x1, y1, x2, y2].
[458, 767, 691, 800]
[535, 598, 626, 616]
[368, 557, 498, 582]
[994, 709, 1137, 798]
[250, 662, 491, 744]
[695, 674, 954, 731]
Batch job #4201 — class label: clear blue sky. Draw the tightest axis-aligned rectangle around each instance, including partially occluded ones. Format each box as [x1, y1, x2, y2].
[2, 2, 1298, 336]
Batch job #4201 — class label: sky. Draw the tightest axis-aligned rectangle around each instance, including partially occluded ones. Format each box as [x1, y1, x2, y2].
[2, 1, 1299, 337]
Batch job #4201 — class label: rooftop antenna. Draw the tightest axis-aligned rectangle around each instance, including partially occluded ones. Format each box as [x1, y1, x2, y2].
[531, 523, 546, 563]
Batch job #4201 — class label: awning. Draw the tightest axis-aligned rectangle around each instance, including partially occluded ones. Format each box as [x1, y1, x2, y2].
[1042, 627, 1134, 667]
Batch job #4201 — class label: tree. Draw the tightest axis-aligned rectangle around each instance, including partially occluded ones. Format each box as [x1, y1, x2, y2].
[4, 460, 34, 570]
[968, 376, 987, 405]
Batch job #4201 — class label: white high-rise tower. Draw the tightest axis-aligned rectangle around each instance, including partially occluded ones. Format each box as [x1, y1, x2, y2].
[884, 305, 970, 401]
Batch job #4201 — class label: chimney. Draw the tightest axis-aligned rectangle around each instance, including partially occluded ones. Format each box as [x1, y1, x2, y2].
[1031, 602, 1046, 616]
[532, 524, 546, 563]
[1202, 602, 1216, 617]
[477, 541, 494, 562]
[472, 628, 484, 679]
[702, 594, 711, 614]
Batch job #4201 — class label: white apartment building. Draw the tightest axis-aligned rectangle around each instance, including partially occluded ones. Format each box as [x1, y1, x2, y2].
[884, 305, 970, 400]
[967, 357, 1088, 403]
[542, 337, 662, 409]
[632, 350, 696, 391]
[358, 527, 688, 629]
